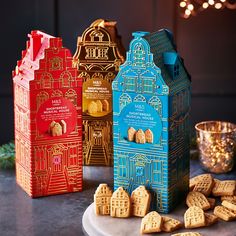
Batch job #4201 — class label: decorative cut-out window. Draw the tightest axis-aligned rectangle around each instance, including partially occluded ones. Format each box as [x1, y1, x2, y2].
[153, 161, 162, 184]
[61, 71, 71, 87]
[85, 46, 96, 59]
[174, 64, 180, 78]
[143, 78, 153, 93]
[148, 96, 162, 115]
[134, 94, 146, 102]
[119, 93, 132, 111]
[118, 156, 127, 178]
[41, 73, 52, 89]
[90, 30, 104, 42]
[125, 77, 136, 92]
[49, 57, 63, 71]
[136, 166, 144, 177]
[51, 90, 63, 97]
[19, 87, 23, 105]
[36, 91, 49, 109]
[65, 89, 77, 106]
[133, 43, 145, 67]
[69, 146, 77, 166]
[98, 47, 108, 59]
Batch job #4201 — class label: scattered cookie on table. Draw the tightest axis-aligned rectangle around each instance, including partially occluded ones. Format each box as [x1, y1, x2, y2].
[161, 216, 182, 232]
[184, 206, 205, 229]
[94, 183, 113, 215]
[140, 211, 162, 234]
[189, 175, 204, 191]
[222, 200, 236, 211]
[131, 185, 150, 217]
[171, 232, 202, 236]
[212, 180, 236, 197]
[204, 212, 218, 226]
[110, 187, 131, 218]
[192, 174, 214, 196]
[207, 197, 216, 209]
[221, 195, 236, 202]
[186, 191, 211, 210]
[213, 205, 236, 221]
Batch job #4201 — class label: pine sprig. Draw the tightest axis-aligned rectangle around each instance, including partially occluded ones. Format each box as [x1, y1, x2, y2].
[0, 141, 15, 169]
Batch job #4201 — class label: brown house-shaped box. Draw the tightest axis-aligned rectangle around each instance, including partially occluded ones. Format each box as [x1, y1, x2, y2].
[73, 19, 125, 166]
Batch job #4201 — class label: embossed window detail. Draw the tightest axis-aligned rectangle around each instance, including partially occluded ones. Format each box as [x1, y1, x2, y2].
[41, 73, 52, 89]
[172, 96, 177, 115]
[118, 156, 127, 178]
[19, 87, 23, 106]
[51, 90, 63, 97]
[69, 146, 77, 166]
[97, 47, 108, 59]
[125, 77, 136, 92]
[49, 57, 63, 71]
[105, 72, 115, 83]
[119, 93, 132, 111]
[156, 192, 162, 209]
[85, 46, 96, 59]
[178, 92, 184, 112]
[134, 94, 146, 102]
[35, 148, 46, 171]
[133, 43, 145, 67]
[153, 161, 162, 184]
[61, 71, 71, 87]
[143, 78, 154, 93]
[36, 91, 49, 109]
[23, 91, 28, 107]
[136, 166, 144, 177]
[174, 64, 180, 77]
[90, 30, 103, 42]
[148, 96, 162, 115]
[65, 89, 77, 106]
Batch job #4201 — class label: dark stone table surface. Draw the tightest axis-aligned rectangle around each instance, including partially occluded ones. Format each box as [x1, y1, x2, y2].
[0, 159, 235, 236]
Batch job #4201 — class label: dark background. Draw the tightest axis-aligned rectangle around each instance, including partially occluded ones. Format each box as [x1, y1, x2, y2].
[1, 0, 236, 144]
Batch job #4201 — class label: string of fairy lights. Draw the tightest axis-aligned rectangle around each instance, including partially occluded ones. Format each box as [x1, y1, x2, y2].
[179, 0, 236, 18]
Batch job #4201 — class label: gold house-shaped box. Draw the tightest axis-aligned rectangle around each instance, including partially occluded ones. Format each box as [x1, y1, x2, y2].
[73, 19, 125, 166]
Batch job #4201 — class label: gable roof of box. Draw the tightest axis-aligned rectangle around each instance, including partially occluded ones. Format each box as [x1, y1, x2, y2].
[113, 29, 191, 96]
[144, 29, 191, 95]
[12, 30, 74, 88]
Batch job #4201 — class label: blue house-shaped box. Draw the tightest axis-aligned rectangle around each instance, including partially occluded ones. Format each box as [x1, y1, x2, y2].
[112, 30, 191, 213]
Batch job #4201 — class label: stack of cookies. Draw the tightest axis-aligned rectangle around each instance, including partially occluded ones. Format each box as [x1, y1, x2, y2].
[94, 184, 151, 218]
[185, 174, 236, 229]
[93, 175, 236, 235]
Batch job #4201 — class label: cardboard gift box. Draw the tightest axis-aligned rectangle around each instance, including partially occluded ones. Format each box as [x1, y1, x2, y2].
[73, 19, 125, 166]
[112, 30, 191, 213]
[13, 30, 82, 197]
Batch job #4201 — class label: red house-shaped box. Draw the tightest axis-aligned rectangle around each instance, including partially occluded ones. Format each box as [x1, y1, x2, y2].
[12, 30, 82, 197]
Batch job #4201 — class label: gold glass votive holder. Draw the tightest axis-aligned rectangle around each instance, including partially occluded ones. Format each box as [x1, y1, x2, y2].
[195, 121, 236, 174]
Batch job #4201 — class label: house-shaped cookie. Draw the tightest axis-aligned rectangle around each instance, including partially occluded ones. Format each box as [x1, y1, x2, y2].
[94, 183, 113, 215]
[110, 187, 131, 218]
